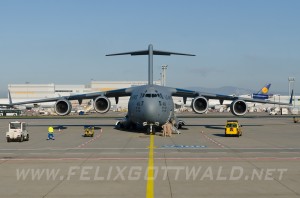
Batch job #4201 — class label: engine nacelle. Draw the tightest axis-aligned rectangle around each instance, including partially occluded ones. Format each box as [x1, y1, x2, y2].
[230, 100, 247, 116]
[94, 96, 111, 113]
[192, 96, 208, 114]
[54, 99, 72, 116]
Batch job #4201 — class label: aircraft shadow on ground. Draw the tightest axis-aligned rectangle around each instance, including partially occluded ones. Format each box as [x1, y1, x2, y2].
[28, 124, 110, 130]
[213, 134, 227, 137]
[185, 124, 263, 131]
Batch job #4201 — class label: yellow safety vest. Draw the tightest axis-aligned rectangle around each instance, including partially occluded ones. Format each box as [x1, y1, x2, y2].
[48, 127, 54, 133]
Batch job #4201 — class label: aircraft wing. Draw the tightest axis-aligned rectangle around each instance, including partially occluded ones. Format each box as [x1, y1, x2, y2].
[10, 87, 133, 106]
[171, 88, 290, 105]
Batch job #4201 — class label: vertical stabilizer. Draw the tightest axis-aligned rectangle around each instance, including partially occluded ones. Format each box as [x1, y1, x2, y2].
[257, 83, 271, 95]
[148, 44, 153, 85]
[289, 89, 294, 105]
[8, 90, 12, 105]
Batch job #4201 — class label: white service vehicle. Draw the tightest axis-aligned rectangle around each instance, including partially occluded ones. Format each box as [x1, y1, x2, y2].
[6, 121, 29, 142]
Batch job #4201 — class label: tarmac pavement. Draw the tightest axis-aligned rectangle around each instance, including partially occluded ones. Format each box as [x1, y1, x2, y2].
[0, 113, 299, 197]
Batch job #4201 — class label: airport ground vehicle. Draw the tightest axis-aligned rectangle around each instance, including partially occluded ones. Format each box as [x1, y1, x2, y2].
[6, 121, 29, 142]
[83, 126, 94, 137]
[225, 120, 242, 137]
[269, 110, 278, 115]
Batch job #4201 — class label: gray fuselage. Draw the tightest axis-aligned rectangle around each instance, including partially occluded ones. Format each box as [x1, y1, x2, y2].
[127, 85, 174, 126]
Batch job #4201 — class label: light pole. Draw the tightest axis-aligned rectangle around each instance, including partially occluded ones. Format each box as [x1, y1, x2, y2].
[161, 65, 168, 86]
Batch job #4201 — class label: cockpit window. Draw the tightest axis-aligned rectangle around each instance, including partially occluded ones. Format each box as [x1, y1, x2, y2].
[143, 93, 163, 98]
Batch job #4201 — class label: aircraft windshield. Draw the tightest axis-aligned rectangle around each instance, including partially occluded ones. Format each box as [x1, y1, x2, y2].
[143, 93, 164, 98]
[10, 123, 21, 129]
[226, 123, 237, 128]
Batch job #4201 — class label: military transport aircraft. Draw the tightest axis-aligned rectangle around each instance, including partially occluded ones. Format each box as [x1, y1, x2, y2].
[3, 44, 290, 133]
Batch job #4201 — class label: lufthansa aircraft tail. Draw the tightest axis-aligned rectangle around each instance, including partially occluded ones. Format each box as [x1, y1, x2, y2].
[252, 83, 272, 100]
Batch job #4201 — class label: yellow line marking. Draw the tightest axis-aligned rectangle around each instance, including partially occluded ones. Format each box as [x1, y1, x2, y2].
[146, 134, 155, 198]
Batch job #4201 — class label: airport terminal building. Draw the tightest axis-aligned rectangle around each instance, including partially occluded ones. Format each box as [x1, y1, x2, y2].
[8, 81, 161, 99]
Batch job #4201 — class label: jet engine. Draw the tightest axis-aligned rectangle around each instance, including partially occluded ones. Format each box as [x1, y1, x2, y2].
[191, 96, 208, 114]
[94, 96, 111, 113]
[230, 100, 247, 116]
[54, 99, 72, 116]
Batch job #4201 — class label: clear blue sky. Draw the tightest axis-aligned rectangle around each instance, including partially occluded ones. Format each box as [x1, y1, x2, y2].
[0, 0, 299, 97]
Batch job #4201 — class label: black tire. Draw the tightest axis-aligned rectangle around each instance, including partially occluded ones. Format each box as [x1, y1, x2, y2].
[26, 134, 29, 141]
[7, 137, 10, 142]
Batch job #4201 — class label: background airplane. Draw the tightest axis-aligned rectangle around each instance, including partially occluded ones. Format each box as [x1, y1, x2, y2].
[2, 45, 291, 133]
[252, 83, 272, 99]
[175, 83, 273, 109]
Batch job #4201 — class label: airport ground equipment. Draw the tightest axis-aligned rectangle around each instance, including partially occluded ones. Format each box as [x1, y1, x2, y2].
[225, 120, 242, 137]
[83, 126, 94, 137]
[293, 117, 299, 123]
[269, 110, 279, 115]
[6, 121, 29, 142]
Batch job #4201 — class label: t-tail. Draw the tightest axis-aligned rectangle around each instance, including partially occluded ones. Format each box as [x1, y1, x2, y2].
[106, 44, 195, 85]
[252, 83, 272, 100]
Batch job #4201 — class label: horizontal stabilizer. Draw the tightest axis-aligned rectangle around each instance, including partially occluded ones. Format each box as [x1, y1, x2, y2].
[106, 50, 195, 56]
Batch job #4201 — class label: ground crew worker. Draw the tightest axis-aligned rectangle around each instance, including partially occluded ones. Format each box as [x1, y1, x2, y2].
[162, 122, 167, 137]
[166, 121, 172, 137]
[47, 126, 55, 140]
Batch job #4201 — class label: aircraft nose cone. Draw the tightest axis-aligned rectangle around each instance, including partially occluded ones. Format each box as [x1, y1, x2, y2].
[142, 100, 159, 123]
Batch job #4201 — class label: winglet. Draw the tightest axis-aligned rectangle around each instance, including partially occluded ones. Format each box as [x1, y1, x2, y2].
[289, 90, 294, 105]
[8, 90, 12, 105]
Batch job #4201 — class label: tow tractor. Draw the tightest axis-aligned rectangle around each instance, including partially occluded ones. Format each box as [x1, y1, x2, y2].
[83, 126, 94, 137]
[225, 120, 242, 137]
[6, 121, 29, 142]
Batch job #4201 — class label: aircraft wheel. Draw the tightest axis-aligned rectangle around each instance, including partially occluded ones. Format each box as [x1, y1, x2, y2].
[7, 137, 10, 142]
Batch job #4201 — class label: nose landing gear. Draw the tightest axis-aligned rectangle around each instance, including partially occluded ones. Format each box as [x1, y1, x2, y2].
[143, 122, 160, 134]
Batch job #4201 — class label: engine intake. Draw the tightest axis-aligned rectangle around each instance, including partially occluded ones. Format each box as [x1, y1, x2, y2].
[54, 99, 72, 116]
[94, 96, 111, 113]
[192, 96, 208, 114]
[230, 100, 247, 116]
